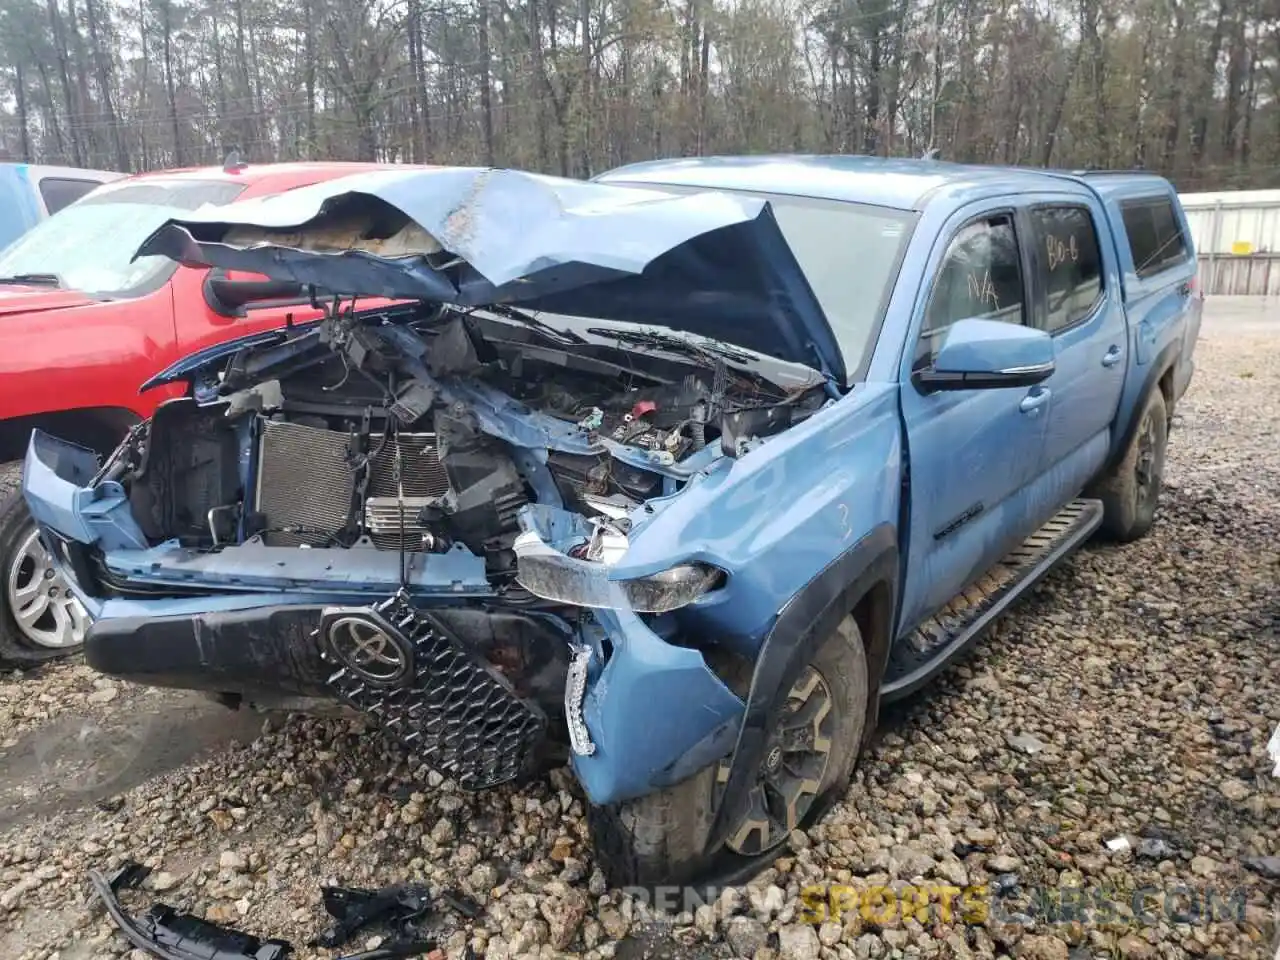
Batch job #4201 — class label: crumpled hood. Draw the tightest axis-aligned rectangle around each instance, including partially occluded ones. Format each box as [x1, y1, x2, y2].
[0, 286, 95, 318]
[134, 166, 845, 381]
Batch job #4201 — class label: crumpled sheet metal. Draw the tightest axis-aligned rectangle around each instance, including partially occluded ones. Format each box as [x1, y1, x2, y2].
[136, 167, 768, 297]
[133, 166, 846, 381]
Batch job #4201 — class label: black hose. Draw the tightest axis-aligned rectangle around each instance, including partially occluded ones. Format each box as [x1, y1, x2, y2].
[689, 418, 706, 449]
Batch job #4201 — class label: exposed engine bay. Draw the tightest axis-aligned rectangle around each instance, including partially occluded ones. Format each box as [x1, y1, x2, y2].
[98, 303, 826, 603]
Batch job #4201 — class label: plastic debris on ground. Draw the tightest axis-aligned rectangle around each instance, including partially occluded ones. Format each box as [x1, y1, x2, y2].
[86, 859, 292, 960]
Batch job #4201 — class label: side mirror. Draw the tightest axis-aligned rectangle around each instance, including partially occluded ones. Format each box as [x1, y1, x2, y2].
[203, 268, 308, 317]
[915, 318, 1055, 392]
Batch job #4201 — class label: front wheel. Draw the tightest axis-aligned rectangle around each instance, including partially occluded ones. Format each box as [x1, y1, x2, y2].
[0, 462, 90, 662]
[588, 616, 869, 888]
[1092, 389, 1169, 543]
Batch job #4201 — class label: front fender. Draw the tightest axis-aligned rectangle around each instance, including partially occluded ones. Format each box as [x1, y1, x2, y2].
[571, 607, 744, 805]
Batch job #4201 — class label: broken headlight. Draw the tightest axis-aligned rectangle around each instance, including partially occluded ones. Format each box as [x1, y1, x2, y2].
[513, 529, 724, 613]
[616, 563, 724, 613]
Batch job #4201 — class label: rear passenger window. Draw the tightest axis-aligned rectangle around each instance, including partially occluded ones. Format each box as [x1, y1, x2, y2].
[38, 177, 100, 215]
[1121, 197, 1189, 278]
[1032, 206, 1103, 332]
[917, 214, 1024, 366]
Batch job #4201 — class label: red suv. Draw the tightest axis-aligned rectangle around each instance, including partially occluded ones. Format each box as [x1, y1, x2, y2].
[0, 160, 395, 661]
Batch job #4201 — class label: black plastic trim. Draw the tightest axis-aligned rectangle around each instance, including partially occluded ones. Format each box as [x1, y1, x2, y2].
[84, 601, 573, 713]
[705, 523, 898, 852]
[1100, 338, 1180, 477]
[87, 867, 291, 960]
[912, 366, 1052, 393]
[85, 605, 334, 698]
[202, 267, 312, 319]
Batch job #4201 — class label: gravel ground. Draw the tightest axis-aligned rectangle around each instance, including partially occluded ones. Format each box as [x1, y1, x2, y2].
[1, 298, 1278, 960]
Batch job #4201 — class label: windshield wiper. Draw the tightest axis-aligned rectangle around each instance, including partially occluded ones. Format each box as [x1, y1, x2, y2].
[481, 304, 586, 346]
[0, 272, 62, 287]
[585, 326, 755, 365]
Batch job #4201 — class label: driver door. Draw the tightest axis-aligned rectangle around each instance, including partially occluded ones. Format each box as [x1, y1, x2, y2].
[896, 207, 1050, 634]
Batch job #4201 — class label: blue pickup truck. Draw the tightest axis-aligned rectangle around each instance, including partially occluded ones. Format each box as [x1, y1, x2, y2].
[19, 158, 1201, 887]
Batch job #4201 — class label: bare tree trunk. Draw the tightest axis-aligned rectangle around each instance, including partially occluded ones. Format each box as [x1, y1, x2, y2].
[1158, 2, 1186, 172]
[159, 0, 184, 164]
[1222, 8, 1246, 161]
[212, 17, 229, 151]
[528, 0, 551, 169]
[14, 61, 32, 162]
[928, 0, 942, 150]
[85, 0, 128, 169]
[303, 0, 316, 157]
[46, 0, 84, 166]
[1079, 0, 1107, 165]
[232, 0, 256, 152]
[1191, 0, 1228, 172]
[1041, 39, 1082, 166]
[864, 33, 882, 154]
[136, 0, 149, 167]
[406, 0, 423, 162]
[479, 0, 494, 165]
[697, 5, 710, 155]
[66, 0, 98, 163]
[35, 62, 68, 162]
[578, 0, 592, 173]
[617, 20, 633, 163]
[1239, 18, 1258, 166]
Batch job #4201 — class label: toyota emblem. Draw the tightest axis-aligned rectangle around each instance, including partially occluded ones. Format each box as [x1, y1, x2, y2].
[325, 615, 414, 687]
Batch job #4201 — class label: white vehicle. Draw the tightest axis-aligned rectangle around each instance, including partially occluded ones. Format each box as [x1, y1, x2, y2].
[0, 162, 124, 252]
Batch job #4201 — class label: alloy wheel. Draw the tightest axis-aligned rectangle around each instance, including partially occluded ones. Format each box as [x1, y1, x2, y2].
[1134, 410, 1162, 509]
[718, 665, 836, 856]
[6, 527, 89, 649]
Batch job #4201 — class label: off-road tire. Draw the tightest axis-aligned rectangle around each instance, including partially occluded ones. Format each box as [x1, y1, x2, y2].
[587, 616, 868, 890]
[1092, 389, 1168, 543]
[0, 460, 84, 664]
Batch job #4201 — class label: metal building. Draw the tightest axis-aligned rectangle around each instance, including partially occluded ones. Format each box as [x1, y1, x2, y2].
[1178, 189, 1280, 295]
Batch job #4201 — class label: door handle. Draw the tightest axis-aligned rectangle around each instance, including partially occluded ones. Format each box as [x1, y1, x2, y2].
[1101, 345, 1122, 367]
[1019, 387, 1051, 415]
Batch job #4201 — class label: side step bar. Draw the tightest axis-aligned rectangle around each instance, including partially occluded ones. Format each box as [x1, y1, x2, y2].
[881, 498, 1104, 701]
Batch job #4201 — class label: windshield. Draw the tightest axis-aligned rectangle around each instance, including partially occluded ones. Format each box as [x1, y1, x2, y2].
[0, 179, 245, 298]
[765, 195, 914, 377]
[590, 184, 915, 380]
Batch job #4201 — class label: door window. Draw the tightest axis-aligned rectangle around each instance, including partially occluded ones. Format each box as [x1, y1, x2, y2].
[1120, 197, 1189, 278]
[1031, 205, 1103, 333]
[916, 213, 1025, 367]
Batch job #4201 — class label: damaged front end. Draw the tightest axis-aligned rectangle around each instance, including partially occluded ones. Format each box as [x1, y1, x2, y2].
[23, 168, 836, 805]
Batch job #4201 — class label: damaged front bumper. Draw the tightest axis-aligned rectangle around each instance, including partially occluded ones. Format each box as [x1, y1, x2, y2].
[23, 431, 745, 806]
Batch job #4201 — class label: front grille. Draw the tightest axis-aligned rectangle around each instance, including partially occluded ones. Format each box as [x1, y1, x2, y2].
[318, 599, 547, 789]
[256, 423, 448, 549]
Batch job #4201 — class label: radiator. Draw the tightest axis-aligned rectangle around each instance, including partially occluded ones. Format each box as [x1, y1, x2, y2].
[255, 421, 449, 549]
